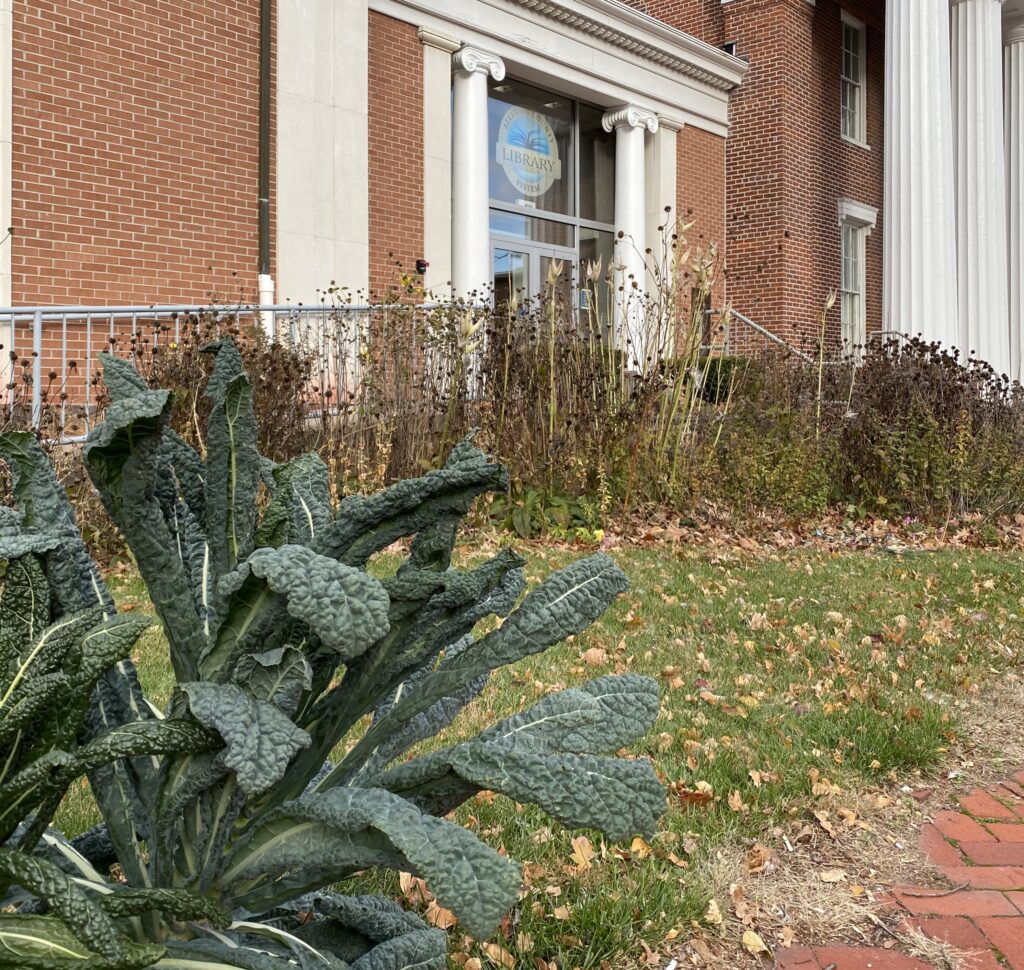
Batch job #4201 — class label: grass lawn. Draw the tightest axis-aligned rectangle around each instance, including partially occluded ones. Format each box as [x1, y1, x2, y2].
[56, 539, 1023, 969]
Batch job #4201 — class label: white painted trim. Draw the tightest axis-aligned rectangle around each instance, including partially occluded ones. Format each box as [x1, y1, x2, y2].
[840, 8, 866, 31]
[370, 0, 744, 136]
[645, 122, 678, 291]
[420, 28, 455, 297]
[276, 0, 369, 302]
[502, 0, 745, 91]
[837, 197, 878, 232]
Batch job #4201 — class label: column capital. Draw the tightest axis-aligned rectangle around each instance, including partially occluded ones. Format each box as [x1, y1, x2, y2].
[950, 0, 1005, 5]
[1006, 17, 1024, 45]
[601, 105, 659, 134]
[452, 46, 505, 81]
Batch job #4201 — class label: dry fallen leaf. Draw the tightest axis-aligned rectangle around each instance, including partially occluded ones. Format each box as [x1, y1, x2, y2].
[424, 900, 457, 929]
[745, 843, 773, 874]
[704, 899, 723, 926]
[630, 836, 652, 860]
[814, 810, 838, 837]
[582, 647, 608, 667]
[552, 906, 571, 921]
[742, 930, 770, 955]
[569, 835, 595, 871]
[481, 942, 516, 968]
[819, 868, 847, 883]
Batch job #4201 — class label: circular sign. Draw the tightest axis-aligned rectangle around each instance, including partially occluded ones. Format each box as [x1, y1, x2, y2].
[495, 107, 562, 198]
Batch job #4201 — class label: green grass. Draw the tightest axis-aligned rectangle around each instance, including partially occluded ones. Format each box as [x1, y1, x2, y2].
[55, 542, 1024, 969]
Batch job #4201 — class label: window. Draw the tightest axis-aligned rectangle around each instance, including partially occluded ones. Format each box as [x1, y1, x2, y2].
[840, 224, 863, 349]
[487, 78, 616, 307]
[837, 199, 878, 352]
[841, 12, 866, 145]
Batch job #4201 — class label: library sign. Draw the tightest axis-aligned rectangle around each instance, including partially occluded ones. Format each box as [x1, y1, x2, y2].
[495, 107, 562, 198]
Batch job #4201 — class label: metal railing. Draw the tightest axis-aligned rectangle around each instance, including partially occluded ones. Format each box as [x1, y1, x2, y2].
[0, 302, 455, 439]
[702, 308, 814, 362]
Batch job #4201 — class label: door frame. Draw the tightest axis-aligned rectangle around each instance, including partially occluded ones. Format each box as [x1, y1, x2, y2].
[490, 235, 578, 308]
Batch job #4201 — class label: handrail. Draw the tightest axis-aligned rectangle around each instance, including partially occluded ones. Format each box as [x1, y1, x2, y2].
[0, 302, 451, 316]
[706, 308, 815, 363]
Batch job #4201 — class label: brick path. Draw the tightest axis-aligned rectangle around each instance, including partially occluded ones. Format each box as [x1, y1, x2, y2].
[777, 770, 1024, 970]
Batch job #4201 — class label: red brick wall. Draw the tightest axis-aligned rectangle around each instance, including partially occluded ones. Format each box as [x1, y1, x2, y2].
[718, 0, 884, 349]
[10, 0, 269, 307]
[367, 12, 424, 300]
[640, 0, 886, 350]
[622, 0, 725, 46]
[677, 125, 727, 320]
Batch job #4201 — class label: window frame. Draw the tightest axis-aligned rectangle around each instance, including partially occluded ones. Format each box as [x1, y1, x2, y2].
[487, 78, 618, 306]
[840, 11, 868, 148]
[837, 198, 878, 353]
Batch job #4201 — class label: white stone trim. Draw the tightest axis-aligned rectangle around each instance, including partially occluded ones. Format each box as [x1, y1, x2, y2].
[276, 0, 369, 302]
[420, 27, 457, 298]
[837, 198, 878, 232]
[505, 0, 743, 92]
[370, 0, 745, 137]
[644, 121, 679, 295]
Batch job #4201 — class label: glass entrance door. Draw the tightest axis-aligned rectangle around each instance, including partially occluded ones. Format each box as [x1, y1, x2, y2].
[492, 242, 576, 312]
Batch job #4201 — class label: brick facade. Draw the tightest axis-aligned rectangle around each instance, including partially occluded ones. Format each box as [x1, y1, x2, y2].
[677, 124, 727, 316]
[367, 12, 424, 299]
[4, 0, 888, 354]
[631, 0, 886, 349]
[727, 0, 882, 346]
[10, 0, 269, 307]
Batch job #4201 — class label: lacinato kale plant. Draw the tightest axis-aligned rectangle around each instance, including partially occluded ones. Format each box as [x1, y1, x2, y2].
[0, 341, 664, 969]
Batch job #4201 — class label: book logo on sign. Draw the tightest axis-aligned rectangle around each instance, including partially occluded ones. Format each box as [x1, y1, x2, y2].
[495, 107, 562, 198]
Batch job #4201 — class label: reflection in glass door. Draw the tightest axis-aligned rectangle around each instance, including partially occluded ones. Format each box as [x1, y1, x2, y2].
[492, 243, 576, 312]
[493, 249, 529, 312]
[538, 254, 574, 312]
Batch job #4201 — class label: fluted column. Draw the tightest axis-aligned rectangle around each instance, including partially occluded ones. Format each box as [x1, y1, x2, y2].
[602, 105, 658, 369]
[1008, 21, 1024, 381]
[883, 0, 959, 349]
[451, 47, 504, 300]
[952, 0, 1009, 372]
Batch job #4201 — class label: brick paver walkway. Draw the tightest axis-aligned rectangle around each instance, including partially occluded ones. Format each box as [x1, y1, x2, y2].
[777, 770, 1024, 970]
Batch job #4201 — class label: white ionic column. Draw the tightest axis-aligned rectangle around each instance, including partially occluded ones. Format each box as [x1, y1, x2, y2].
[603, 105, 658, 369]
[883, 0, 959, 349]
[451, 47, 504, 300]
[419, 28, 459, 299]
[952, 0, 1010, 373]
[1007, 21, 1024, 381]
